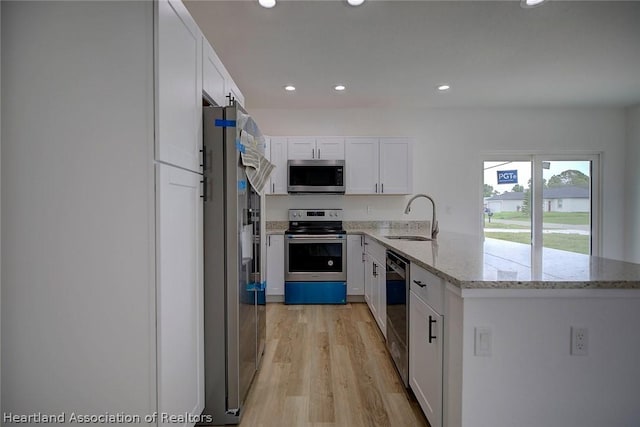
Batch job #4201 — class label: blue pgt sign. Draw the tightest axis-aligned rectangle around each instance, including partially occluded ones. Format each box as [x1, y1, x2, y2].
[497, 170, 518, 184]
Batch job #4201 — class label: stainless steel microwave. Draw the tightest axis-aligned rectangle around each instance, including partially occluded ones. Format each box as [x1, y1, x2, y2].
[287, 160, 345, 194]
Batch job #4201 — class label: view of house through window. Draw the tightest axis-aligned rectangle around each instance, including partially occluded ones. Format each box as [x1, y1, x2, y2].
[483, 158, 595, 255]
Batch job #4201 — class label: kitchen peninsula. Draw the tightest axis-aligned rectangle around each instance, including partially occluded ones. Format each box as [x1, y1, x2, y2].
[356, 227, 640, 427]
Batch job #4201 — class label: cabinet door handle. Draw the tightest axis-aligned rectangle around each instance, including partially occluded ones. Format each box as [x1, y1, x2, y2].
[318, 149, 321, 158]
[428, 316, 437, 343]
[373, 263, 378, 277]
[312, 148, 315, 159]
[268, 235, 271, 246]
[381, 183, 384, 193]
[272, 182, 275, 193]
[375, 183, 378, 193]
[413, 280, 426, 288]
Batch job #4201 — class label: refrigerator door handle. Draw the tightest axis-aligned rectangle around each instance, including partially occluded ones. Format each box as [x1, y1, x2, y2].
[200, 176, 208, 201]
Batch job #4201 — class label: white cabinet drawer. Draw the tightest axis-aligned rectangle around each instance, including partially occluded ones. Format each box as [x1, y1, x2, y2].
[364, 236, 386, 263]
[410, 264, 444, 314]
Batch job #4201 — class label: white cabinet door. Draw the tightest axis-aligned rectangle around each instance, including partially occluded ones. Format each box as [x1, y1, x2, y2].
[379, 137, 413, 195]
[288, 137, 317, 160]
[374, 258, 387, 338]
[202, 36, 226, 107]
[269, 137, 288, 194]
[266, 234, 285, 296]
[157, 164, 204, 426]
[364, 253, 376, 317]
[157, 0, 202, 173]
[345, 137, 379, 194]
[347, 235, 365, 295]
[316, 137, 345, 160]
[410, 290, 443, 427]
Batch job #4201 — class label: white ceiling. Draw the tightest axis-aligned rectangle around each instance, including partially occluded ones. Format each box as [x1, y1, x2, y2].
[185, 0, 640, 109]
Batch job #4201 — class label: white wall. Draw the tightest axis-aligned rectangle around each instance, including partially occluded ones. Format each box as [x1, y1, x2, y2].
[624, 105, 640, 263]
[2, 1, 156, 419]
[461, 294, 640, 427]
[253, 107, 627, 260]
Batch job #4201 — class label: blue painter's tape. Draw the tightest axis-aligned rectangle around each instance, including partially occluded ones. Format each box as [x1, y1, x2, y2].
[284, 282, 347, 305]
[214, 119, 236, 128]
[235, 140, 246, 153]
[238, 180, 247, 191]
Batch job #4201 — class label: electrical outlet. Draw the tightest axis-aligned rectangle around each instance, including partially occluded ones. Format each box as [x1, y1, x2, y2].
[571, 327, 588, 356]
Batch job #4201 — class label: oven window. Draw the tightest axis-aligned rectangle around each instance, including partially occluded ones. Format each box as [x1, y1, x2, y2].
[289, 166, 343, 187]
[288, 242, 343, 273]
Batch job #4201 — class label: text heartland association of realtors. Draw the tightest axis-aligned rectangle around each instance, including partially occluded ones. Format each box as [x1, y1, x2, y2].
[3, 412, 214, 424]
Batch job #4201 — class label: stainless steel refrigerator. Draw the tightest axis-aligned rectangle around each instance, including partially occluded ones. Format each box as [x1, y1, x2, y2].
[200, 103, 265, 425]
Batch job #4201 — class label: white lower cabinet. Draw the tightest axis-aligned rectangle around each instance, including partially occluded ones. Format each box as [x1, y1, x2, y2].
[266, 234, 285, 296]
[364, 237, 386, 338]
[347, 235, 365, 295]
[409, 263, 445, 427]
[157, 164, 204, 424]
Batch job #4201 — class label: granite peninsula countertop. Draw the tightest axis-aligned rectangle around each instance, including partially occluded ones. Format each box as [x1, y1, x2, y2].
[265, 222, 640, 289]
[359, 229, 640, 290]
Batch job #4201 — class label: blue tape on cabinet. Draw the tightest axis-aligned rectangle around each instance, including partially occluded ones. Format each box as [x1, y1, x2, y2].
[284, 282, 347, 305]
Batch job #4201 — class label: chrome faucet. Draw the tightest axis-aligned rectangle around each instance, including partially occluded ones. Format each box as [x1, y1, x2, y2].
[404, 194, 439, 239]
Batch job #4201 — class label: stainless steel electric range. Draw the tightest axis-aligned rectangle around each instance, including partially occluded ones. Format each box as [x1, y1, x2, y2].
[284, 209, 347, 304]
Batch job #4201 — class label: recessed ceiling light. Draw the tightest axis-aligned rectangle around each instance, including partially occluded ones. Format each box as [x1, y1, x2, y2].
[520, 0, 547, 8]
[284, 85, 296, 92]
[437, 84, 451, 92]
[258, 0, 276, 9]
[347, 0, 366, 6]
[334, 85, 346, 91]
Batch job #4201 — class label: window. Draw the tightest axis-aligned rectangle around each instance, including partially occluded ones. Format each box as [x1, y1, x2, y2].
[483, 155, 599, 256]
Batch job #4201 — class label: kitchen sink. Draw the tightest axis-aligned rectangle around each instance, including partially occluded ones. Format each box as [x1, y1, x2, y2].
[384, 235, 432, 241]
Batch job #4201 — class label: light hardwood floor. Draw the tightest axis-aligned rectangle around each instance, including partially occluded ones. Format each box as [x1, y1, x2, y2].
[239, 303, 430, 427]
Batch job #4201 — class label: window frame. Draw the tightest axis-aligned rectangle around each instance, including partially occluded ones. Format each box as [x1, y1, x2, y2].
[481, 152, 601, 256]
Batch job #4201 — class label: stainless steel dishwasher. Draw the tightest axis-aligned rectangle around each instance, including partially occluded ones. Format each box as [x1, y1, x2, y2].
[386, 249, 410, 387]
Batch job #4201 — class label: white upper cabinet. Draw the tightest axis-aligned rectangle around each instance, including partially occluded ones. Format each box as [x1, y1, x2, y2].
[226, 77, 245, 107]
[267, 137, 288, 195]
[287, 137, 317, 160]
[287, 137, 345, 160]
[379, 137, 413, 195]
[156, 0, 203, 173]
[202, 36, 226, 107]
[345, 137, 379, 194]
[345, 137, 413, 195]
[316, 137, 345, 160]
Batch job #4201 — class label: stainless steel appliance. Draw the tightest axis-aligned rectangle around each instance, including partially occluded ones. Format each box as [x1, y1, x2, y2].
[200, 103, 266, 425]
[284, 209, 347, 304]
[287, 159, 345, 194]
[386, 250, 410, 387]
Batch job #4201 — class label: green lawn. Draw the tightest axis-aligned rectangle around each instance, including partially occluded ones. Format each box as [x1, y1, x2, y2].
[487, 211, 589, 225]
[485, 232, 589, 255]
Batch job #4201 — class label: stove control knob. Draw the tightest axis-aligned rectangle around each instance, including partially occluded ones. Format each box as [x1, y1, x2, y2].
[293, 212, 298, 217]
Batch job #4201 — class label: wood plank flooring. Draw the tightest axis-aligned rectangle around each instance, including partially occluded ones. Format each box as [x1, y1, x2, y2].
[239, 303, 430, 427]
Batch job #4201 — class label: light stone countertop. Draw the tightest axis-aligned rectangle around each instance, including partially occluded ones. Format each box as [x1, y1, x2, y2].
[265, 221, 640, 289]
[356, 229, 640, 290]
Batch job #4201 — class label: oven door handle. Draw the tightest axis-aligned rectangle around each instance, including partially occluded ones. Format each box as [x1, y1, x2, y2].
[286, 234, 345, 239]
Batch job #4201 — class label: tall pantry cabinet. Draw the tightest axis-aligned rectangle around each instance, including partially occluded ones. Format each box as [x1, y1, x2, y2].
[0, 1, 233, 423]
